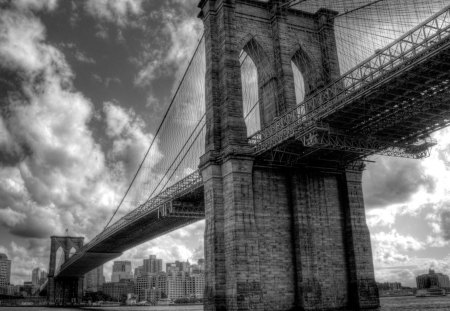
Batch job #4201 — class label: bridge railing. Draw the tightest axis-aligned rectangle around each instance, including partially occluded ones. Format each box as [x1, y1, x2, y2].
[249, 5, 450, 155]
[91, 170, 201, 247]
[60, 171, 203, 272]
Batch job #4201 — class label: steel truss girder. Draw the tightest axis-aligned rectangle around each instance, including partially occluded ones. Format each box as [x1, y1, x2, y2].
[157, 200, 204, 219]
[349, 72, 450, 137]
[297, 124, 436, 160]
[60, 171, 203, 274]
[250, 5, 450, 155]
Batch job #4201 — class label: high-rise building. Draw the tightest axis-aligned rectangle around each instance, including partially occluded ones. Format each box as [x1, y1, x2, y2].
[166, 263, 178, 275]
[143, 255, 162, 275]
[190, 259, 206, 274]
[134, 266, 144, 279]
[21, 282, 33, 297]
[0, 284, 16, 296]
[377, 282, 402, 291]
[136, 273, 168, 302]
[135, 259, 205, 302]
[167, 272, 186, 300]
[166, 271, 205, 300]
[197, 259, 205, 271]
[39, 270, 48, 285]
[187, 273, 205, 299]
[32, 268, 41, 286]
[175, 260, 190, 273]
[102, 279, 134, 301]
[0, 253, 11, 285]
[111, 261, 133, 282]
[0, 276, 7, 287]
[416, 269, 450, 290]
[31, 267, 47, 289]
[84, 265, 105, 292]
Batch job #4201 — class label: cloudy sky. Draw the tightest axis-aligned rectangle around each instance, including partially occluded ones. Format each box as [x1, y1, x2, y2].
[0, 0, 449, 288]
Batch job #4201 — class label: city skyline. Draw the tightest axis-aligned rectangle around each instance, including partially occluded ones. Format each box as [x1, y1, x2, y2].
[1, 252, 202, 287]
[0, 0, 449, 290]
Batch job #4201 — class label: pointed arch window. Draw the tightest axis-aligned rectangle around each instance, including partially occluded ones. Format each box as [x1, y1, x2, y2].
[68, 247, 76, 258]
[240, 50, 260, 137]
[291, 62, 306, 104]
[291, 48, 321, 114]
[240, 38, 278, 134]
[55, 247, 64, 274]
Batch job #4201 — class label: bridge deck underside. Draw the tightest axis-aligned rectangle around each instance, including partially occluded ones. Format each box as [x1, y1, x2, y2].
[326, 47, 450, 143]
[257, 38, 450, 166]
[58, 186, 204, 277]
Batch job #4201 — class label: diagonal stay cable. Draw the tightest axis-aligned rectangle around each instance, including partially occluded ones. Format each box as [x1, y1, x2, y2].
[102, 33, 205, 231]
[336, 0, 385, 17]
[145, 113, 206, 202]
[149, 48, 257, 203]
[281, 0, 310, 9]
[155, 121, 206, 198]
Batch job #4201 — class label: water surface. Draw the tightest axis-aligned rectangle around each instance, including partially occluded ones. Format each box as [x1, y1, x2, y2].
[2, 297, 450, 310]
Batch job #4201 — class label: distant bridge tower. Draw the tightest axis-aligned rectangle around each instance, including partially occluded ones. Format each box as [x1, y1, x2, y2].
[198, 0, 379, 310]
[47, 236, 84, 305]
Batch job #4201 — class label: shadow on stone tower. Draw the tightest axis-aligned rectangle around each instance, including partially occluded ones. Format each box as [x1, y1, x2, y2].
[197, 0, 380, 310]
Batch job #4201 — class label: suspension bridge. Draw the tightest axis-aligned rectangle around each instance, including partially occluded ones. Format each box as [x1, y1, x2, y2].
[47, 1, 450, 310]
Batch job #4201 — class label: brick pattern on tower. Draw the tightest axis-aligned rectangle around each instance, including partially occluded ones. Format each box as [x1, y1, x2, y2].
[198, 0, 379, 310]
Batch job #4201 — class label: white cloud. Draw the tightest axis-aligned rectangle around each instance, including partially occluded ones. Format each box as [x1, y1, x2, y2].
[102, 101, 165, 212]
[0, 207, 26, 227]
[0, 11, 49, 73]
[421, 204, 450, 247]
[134, 6, 203, 88]
[84, 0, 144, 26]
[0, 118, 23, 164]
[103, 101, 161, 173]
[363, 156, 435, 209]
[104, 102, 134, 137]
[74, 50, 96, 64]
[135, 60, 160, 87]
[12, 0, 58, 12]
[163, 11, 202, 73]
[0, 5, 125, 243]
[371, 229, 425, 267]
[366, 127, 450, 283]
[366, 205, 404, 228]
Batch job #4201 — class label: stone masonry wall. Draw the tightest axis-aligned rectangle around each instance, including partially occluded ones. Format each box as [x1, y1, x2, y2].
[252, 167, 296, 310]
[198, 1, 379, 310]
[291, 170, 349, 310]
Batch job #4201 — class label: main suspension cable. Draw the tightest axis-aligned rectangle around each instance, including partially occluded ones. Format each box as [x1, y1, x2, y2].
[103, 34, 205, 230]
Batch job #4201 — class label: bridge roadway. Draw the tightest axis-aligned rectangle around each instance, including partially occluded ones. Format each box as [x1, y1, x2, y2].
[58, 172, 204, 277]
[57, 5, 450, 278]
[251, 5, 450, 165]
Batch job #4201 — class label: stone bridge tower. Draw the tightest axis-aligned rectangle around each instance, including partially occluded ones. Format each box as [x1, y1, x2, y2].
[47, 236, 84, 305]
[198, 0, 379, 310]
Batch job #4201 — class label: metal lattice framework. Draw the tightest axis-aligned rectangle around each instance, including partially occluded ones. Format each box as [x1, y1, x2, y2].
[297, 123, 436, 159]
[250, 5, 450, 161]
[55, 4, 450, 278]
[58, 171, 203, 277]
[89, 171, 202, 246]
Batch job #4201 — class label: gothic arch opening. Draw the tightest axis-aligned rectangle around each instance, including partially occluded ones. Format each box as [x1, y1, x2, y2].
[240, 38, 277, 132]
[55, 247, 64, 274]
[291, 62, 306, 104]
[240, 50, 260, 137]
[291, 47, 322, 106]
[68, 247, 76, 258]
